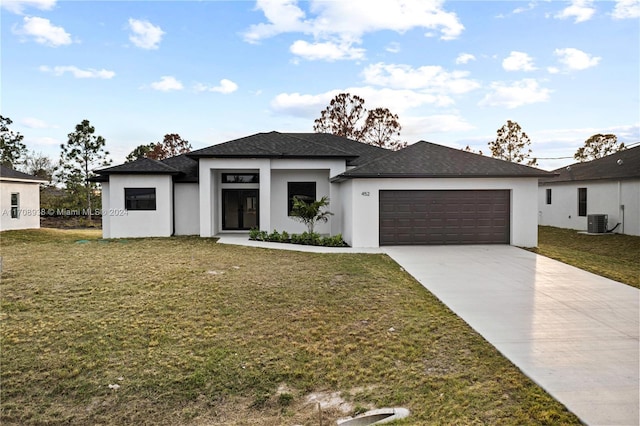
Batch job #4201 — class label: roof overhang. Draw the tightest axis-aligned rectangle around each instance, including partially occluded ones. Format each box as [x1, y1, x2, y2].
[332, 172, 556, 182]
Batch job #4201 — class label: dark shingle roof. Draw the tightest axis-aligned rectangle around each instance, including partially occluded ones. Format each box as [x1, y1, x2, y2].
[93, 154, 199, 183]
[96, 157, 181, 175]
[188, 131, 388, 166]
[0, 165, 48, 182]
[541, 145, 640, 183]
[335, 141, 555, 180]
[286, 133, 389, 166]
[161, 154, 198, 182]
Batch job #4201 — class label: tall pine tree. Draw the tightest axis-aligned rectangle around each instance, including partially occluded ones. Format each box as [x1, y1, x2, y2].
[58, 119, 111, 220]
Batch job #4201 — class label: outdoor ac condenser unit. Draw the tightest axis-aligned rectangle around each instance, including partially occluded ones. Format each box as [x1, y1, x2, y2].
[587, 214, 607, 233]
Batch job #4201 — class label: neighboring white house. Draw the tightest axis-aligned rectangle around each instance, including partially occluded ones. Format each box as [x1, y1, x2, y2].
[95, 132, 553, 247]
[0, 165, 48, 231]
[538, 145, 640, 236]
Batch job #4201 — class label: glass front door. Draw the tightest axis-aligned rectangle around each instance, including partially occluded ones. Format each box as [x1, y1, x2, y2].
[222, 189, 259, 230]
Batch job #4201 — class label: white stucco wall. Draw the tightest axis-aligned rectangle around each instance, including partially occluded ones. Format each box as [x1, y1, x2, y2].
[198, 158, 346, 237]
[103, 175, 173, 238]
[174, 183, 200, 235]
[101, 182, 111, 237]
[0, 180, 42, 231]
[199, 158, 272, 237]
[539, 179, 640, 236]
[341, 177, 540, 248]
[337, 179, 353, 244]
[270, 169, 331, 234]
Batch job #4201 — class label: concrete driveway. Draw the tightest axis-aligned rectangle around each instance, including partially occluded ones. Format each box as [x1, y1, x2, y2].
[382, 245, 639, 426]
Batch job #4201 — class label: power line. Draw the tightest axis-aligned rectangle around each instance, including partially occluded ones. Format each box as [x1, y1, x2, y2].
[537, 141, 639, 160]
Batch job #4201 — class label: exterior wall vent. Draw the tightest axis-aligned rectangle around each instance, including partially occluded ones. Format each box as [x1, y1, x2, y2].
[587, 214, 608, 233]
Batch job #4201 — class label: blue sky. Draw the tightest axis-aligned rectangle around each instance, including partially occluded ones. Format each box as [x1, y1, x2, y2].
[2, 0, 639, 170]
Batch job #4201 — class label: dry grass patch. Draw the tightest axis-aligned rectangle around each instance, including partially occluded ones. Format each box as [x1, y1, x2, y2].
[1, 228, 580, 425]
[533, 226, 640, 288]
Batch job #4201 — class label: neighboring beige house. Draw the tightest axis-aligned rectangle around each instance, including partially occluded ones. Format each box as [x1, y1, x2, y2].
[538, 145, 640, 236]
[95, 132, 554, 248]
[0, 165, 47, 231]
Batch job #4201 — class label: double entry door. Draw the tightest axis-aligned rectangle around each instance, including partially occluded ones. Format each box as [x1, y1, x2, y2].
[222, 189, 259, 230]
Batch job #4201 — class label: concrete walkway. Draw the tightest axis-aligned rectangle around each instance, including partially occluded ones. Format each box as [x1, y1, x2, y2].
[217, 235, 639, 424]
[382, 245, 639, 426]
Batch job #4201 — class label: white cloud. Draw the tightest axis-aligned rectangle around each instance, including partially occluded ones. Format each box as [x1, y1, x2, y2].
[513, 1, 537, 14]
[243, 0, 308, 43]
[13, 16, 71, 46]
[30, 136, 59, 146]
[150, 76, 183, 91]
[244, 0, 464, 61]
[290, 39, 365, 61]
[1, 0, 56, 14]
[404, 114, 475, 136]
[362, 63, 481, 95]
[385, 42, 401, 53]
[479, 79, 551, 109]
[128, 18, 164, 50]
[554, 0, 595, 23]
[39, 65, 115, 79]
[194, 79, 238, 94]
[271, 86, 452, 120]
[502, 51, 536, 71]
[612, 0, 640, 19]
[21, 117, 50, 128]
[455, 53, 475, 65]
[553, 47, 601, 71]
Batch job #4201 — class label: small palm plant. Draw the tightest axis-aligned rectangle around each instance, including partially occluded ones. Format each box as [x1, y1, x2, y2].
[289, 195, 333, 234]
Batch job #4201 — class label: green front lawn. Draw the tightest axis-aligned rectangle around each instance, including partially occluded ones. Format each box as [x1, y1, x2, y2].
[0, 229, 579, 425]
[533, 226, 640, 288]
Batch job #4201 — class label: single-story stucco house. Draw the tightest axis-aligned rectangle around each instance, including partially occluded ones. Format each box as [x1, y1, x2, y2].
[0, 165, 48, 231]
[94, 131, 554, 247]
[538, 145, 640, 236]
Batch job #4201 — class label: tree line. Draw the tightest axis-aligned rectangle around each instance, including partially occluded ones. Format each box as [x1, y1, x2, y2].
[0, 98, 626, 221]
[317, 93, 626, 165]
[0, 115, 190, 221]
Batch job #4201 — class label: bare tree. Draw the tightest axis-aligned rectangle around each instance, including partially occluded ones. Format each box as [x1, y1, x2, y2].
[125, 134, 191, 162]
[314, 93, 406, 150]
[22, 151, 56, 182]
[574, 134, 625, 162]
[313, 93, 366, 140]
[488, 120, 537, 166]
[361, 108, 406, 151]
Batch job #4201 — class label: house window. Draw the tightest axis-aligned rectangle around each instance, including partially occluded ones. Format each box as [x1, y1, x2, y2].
[125, 188, 156, 211]
[546, 188, 552, 205]
[222, 173, 259, 183]
[288, 182, 316, 215]
[10, 193, 19, 219]
[578, 188, 587, 217]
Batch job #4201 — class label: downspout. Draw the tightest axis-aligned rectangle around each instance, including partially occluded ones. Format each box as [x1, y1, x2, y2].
[171, 179, 176, 236]
[618, 180, 624, 234]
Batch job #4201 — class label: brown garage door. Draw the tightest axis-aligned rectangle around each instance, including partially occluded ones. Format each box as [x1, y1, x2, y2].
[379, 190, 510, 245]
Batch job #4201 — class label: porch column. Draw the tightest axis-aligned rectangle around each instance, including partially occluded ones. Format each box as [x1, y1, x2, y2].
[199, 166, 214, 237]
[259, 161, 271, 231]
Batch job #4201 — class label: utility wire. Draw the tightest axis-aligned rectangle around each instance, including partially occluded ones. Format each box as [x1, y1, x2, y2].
[537, 140, 639, 160]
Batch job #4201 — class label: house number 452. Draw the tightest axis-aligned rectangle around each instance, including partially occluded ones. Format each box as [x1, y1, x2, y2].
[361, 191, 370, 196]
